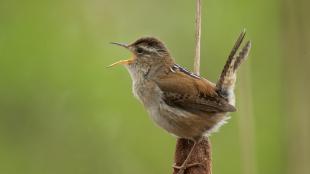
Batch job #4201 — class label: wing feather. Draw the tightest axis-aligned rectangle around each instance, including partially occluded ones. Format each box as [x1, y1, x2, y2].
[154, 67, 236, 116]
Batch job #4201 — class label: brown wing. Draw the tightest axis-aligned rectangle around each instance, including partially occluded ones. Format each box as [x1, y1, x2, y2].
[154, 68, 236, 115]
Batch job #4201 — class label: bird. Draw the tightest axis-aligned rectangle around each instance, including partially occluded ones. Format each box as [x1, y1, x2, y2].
[108, 30, 251, 174]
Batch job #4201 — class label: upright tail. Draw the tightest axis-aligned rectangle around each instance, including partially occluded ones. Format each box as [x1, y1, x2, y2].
[216, 30, 251, 99]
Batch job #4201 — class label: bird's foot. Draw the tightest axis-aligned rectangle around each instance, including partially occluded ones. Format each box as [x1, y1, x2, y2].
[173, 162, 206, 174]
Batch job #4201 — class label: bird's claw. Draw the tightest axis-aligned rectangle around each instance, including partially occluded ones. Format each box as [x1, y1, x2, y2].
[173, 162, 206, 174]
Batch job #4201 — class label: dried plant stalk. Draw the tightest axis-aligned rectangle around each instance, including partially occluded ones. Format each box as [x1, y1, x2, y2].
[173, 0, 212, 174]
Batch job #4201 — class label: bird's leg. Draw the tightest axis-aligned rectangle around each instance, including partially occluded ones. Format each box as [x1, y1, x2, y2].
[173, 138, 205, 174]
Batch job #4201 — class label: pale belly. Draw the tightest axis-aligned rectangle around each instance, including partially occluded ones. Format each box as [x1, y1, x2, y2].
[133, 81, 229, 139]
[146, 101, 229, 139]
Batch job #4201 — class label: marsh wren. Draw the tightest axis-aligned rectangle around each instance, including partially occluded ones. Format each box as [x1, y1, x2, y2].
[109, 31, 251, 173]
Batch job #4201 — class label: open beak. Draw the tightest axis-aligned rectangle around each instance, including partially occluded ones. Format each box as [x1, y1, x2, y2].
[107, 59, 133, 68]
[110, 42, 128, 48]
[108, 42, 134, 68]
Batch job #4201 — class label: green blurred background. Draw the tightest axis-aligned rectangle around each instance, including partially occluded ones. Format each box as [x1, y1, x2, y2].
[1, 0, 309, 174]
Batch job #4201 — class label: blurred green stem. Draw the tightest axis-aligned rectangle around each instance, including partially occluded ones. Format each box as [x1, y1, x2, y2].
[237, 62, 257, 174]
[283, 0, 310, 174]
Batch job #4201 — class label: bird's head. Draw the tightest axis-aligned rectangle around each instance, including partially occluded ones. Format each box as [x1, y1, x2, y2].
[108, 37, 173, 69]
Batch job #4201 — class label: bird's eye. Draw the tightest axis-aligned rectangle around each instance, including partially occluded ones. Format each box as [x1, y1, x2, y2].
[136, 47, 144, 54]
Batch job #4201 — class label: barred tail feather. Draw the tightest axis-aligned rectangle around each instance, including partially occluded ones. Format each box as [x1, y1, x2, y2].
[216, 30, 251, 98]
[216, 30, 246, 90]
[233, 41, 251, 72]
